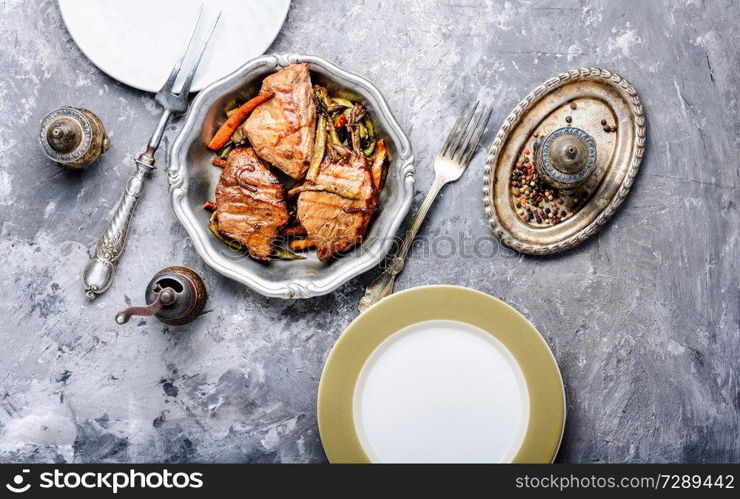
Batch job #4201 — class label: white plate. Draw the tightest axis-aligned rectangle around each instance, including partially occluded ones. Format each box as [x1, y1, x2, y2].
[318, 285, 566, 463]
[353, 320, 530, 463]
[58, 0, 291, 93]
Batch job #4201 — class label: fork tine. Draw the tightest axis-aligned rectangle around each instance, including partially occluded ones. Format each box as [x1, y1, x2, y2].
[439, 101, 474, 158]
[451, 101, 487, 163]
[177, 10, 222, 95]
[460, 104, 493, 167]
[158, 4, 204, 94]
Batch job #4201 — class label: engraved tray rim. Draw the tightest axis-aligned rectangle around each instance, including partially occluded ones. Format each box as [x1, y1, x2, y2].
[482, 67, 646, 255]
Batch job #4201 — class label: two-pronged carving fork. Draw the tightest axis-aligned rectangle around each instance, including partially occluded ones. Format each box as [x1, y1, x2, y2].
[83, 7, 221, 300]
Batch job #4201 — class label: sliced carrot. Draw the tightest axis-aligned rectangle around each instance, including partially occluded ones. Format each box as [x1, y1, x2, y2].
[289, 238, 316, 251]
[211, 157, 227, 168]
[371, 139, 387, 190]
[207, 92, 274, 151]
[203, 201, 216, 211]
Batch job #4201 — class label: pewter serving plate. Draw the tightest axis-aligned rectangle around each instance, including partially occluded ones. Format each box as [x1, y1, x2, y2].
[168, 54, 415, 298]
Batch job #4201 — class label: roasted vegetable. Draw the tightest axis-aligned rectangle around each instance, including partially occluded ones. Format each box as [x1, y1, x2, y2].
[333, 112, 348, 129]
[272, 246, 306, 260]
[332, 97, 354, 108]
[288, 183, 361, 200]
[207, 92, 274, 151]
[203, 201, 216, 212]
[326, 115, 341, 145]
[328, 142, 353, 159]
[314, 86, 342, 145]
[230, 126, 247, 146]
[362, 117, 376, 156]
[306, 114, 327, 182]
[218, 142, 234, 159]
[289, 238, 316, 251]
[347, 103, 367, 153]
[211, 157, 227, 168]
[314, 85, 332, 108]
[371, 139, 387, 190]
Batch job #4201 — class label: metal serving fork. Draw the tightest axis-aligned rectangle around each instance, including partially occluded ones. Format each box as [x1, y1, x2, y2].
[83, 7, 221, 300]
[359, 100, 493, 311]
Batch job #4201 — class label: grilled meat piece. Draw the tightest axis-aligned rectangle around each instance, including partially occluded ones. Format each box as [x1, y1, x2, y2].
[242, 63, 316, 179]
[215, 147, 290, 261]
[296, 150, 377, 262]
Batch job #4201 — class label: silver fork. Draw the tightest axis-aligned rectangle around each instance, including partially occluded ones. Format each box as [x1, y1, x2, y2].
[359, 100, 493, 311]
[83, 6, 221, 300]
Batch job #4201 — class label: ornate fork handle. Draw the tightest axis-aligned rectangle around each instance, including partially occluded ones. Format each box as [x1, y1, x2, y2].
[359, 176, 446, 311]
[82, 156, 154, 300]
[80, 8, 220, 300]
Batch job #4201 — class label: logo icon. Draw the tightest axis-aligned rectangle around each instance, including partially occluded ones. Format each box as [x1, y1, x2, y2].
[6, 469, 31, 494]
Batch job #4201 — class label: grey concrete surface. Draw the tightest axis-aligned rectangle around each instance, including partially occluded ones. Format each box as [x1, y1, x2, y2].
[0, 0, 737, 463]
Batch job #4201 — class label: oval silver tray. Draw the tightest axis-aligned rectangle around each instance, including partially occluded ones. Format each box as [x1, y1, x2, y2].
[168, 54, 415, 298]
[482, 68, 646, 255]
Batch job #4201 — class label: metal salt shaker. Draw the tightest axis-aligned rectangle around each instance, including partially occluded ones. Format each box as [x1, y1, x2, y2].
[39, 106, 110, 169]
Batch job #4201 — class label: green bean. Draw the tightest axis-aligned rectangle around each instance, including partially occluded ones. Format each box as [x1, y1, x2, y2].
[272, 246, 306, 260]
[314, 86, 341, 145]
[307, 114, 327, 182]
[364, 117, 374, 138]
[332, 97, 354, 108]
[314, 86, 332, 108]
[326, 114, 342, 145]
[362, 117, 376, 156]
[218, 142, 234, 159]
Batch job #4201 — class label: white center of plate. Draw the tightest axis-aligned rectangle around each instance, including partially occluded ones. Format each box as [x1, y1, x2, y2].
[353, 319, 529, 463]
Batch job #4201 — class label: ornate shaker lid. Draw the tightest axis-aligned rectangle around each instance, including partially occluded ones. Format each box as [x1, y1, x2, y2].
[39, 107, 109, 169]
[482, 68, 646, 255]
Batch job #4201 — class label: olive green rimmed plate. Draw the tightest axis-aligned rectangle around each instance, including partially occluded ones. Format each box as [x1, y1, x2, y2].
[317, 285, 566, 463]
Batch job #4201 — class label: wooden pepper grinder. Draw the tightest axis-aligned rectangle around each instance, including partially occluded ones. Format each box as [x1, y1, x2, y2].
[115, 266, 207, 326]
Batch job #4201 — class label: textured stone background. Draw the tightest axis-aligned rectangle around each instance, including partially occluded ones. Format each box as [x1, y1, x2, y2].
[0, 0, 737, 463]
